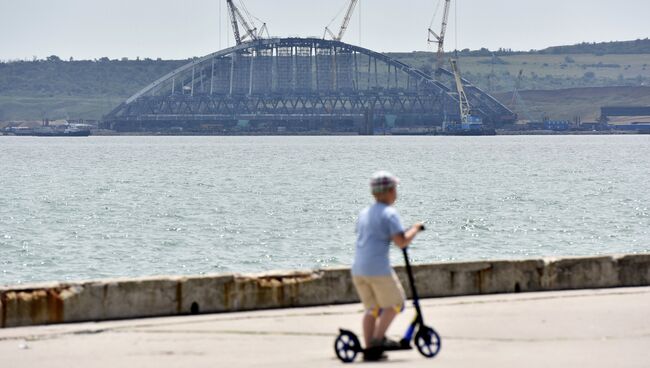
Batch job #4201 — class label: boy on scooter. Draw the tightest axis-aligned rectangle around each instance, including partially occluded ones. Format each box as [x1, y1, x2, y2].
[352, 171, 425, 361]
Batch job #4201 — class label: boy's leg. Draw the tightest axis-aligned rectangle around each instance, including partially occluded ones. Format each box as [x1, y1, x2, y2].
[371, 272, 406, 344]
[373, 308, 398, 342]
[362, 310, 377, 347]
[352, 276, 380, 347]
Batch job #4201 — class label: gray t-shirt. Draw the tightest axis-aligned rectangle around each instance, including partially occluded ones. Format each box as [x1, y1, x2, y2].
[352, 202, 405, 276]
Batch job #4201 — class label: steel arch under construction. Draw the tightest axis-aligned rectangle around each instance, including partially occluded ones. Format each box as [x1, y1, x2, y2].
[103, 37, 514, 133]
[103, 0, 515, 134]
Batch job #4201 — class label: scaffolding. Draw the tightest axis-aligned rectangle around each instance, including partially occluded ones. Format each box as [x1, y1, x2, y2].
[275, 46, 294, 92]
[295, 46, 312, 93]
[230, 53, 251, 94]
[211, 57, 231, 94]
[252, 48, 273, 94]
[316, 47, 334, 93]
[336, 47, 354, 91]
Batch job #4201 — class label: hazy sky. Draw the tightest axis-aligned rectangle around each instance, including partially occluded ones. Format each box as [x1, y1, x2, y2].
[1, 0, 649, 60]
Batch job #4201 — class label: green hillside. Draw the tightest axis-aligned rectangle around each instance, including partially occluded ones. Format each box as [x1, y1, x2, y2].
[538, 38, 650, 55]
[1, 40, 650, 121]
[0, 57, 186, 121]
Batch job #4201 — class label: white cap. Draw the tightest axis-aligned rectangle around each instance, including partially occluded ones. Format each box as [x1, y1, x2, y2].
[370, 171, 400, 194]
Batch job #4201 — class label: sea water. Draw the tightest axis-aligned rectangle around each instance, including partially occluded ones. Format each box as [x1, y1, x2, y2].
[0, 135, 648, 285]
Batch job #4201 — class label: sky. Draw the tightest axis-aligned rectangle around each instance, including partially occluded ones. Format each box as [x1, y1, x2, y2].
[1, 0, 649, 61]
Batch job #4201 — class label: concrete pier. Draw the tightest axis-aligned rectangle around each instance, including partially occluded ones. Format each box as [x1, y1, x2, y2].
[1, 254, 649, 328]
[1, 287, 649, 367]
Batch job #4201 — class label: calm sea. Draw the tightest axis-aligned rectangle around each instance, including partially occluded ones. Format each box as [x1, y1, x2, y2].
[1, 135, 648, 286]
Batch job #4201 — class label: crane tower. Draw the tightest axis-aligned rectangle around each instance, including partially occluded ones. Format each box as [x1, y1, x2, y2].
[324, 0, 360, 41]
[428, 0, 452, 75]
[226, 0, 268, 45]
[450, 59, 471, 123]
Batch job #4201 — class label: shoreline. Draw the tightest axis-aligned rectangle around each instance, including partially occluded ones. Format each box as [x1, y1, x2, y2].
[2, 130, 648, 137]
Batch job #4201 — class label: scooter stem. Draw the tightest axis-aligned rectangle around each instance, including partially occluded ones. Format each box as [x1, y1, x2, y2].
[402, 247, 424, 324]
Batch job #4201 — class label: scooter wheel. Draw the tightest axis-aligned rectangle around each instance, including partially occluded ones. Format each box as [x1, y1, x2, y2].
[415, 326, 441, 358]
[334, 330, 361, 363]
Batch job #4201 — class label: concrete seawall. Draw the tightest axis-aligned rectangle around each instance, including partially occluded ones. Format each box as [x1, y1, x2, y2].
[1, 253, 649, 328]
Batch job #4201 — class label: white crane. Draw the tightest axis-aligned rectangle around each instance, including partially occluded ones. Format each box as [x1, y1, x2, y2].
[449, 58, 471, 123]
[428, 0, 451, 74]
[324, 0, 359, 41]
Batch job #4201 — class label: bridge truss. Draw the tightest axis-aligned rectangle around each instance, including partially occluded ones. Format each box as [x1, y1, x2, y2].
[104, 38, 515, 133]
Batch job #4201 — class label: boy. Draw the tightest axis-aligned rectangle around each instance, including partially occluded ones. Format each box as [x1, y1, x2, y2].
[352, 171, 424, 361]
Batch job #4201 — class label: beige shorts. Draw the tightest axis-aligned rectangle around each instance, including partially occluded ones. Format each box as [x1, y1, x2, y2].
[352, 271, 406, 311]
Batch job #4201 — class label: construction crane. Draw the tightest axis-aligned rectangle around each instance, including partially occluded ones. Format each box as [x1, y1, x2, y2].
[511, 69, 524, 106]
[449, 59, 471, 123]
[324, 0, 359, 41]
[487, 53, 497, 92]
[226, 0, 268, 45]
[428, 0, 451, 74]
[511, 69, 536, 122]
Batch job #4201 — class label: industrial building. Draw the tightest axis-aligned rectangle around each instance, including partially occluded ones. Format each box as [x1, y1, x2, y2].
[601, 106, 650, 133]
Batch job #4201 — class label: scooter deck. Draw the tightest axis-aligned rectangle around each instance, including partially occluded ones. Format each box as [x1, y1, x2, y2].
[363, 346, 413, 353]
[361, 339, 413, 353]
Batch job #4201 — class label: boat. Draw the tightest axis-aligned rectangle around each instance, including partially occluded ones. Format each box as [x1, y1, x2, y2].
[435, 129, 496, 136]
[390, 127, 435, 136]
[9, 126, 91, 137]
[32, 126, 91, 137]
[437, 116, 495, 136]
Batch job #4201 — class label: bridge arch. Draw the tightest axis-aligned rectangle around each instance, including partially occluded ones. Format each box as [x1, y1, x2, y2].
[105, 37, 514, 132]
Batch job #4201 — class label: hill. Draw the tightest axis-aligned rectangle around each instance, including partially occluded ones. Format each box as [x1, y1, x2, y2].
[494, 86, 650, 121]
[0, 57, 187, 121]
[538, 38, 650, 55]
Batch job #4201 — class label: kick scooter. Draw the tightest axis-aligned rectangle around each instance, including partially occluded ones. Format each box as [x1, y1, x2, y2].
[334, 229, 442, 362]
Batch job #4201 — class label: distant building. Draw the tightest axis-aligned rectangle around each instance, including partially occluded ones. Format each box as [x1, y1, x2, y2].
[601, 106, 650, 132]
[6, 120, 42, 128]
[579, 122, 601, 131]
[601, 106, 650, 119]
[526, 122, 545, 130]
[543, 120, 570, 131]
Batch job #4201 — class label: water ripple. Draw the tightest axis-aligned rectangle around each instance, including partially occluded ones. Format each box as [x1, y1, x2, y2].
[0, 135, 649, 285]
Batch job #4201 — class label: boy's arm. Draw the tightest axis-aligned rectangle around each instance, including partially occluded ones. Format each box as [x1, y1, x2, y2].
[392, 223, 425, 249]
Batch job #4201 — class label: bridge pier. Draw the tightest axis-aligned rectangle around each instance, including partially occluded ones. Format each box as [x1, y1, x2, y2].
[359, 108, 374, 135]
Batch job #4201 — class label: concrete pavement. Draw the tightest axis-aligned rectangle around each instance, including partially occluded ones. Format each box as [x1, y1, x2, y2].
[1, 287, 649, 367]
